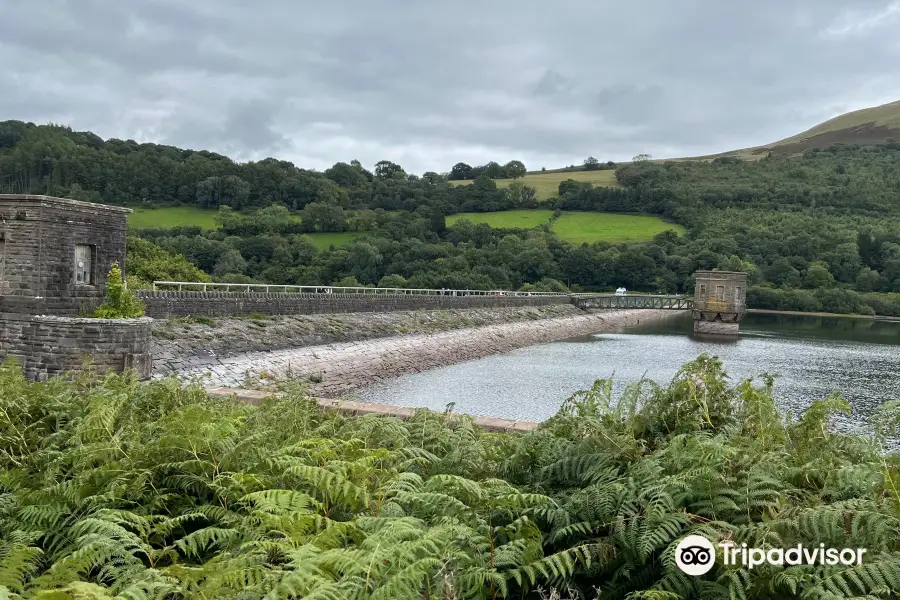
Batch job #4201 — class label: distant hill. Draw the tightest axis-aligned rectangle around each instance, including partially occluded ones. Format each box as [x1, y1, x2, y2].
[525, 100, 900, 172]
[691, 99, 900, 161]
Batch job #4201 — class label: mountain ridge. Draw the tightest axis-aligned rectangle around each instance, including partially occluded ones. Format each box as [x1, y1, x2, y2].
[683, 99, 900, 161]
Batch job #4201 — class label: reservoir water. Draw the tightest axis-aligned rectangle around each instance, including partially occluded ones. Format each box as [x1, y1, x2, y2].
[355, 312, 900, 435]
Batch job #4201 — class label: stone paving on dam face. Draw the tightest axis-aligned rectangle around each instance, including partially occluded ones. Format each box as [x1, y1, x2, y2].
[151, 304, 583, 371]
[162, 309, 675, 396]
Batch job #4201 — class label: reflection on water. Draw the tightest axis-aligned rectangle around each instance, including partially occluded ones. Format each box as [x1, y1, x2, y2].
[356, 312, 900, 435]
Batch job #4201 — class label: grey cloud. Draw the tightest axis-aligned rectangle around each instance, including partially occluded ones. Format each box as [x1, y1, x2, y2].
[534, 70, 574, 98]
[164, 97, 289, 158]
[221, 100, 289, 154]
[1, 0, 899, 172]
[595, 85, 667, 126]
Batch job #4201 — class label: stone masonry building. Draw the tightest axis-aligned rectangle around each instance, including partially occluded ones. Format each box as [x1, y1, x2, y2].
[0, 195, 152, 380]
[692, 270, 747, 335]
[0, 194, 130, 315]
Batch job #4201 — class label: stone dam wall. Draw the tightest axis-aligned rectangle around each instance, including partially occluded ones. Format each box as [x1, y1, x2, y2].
[136, 290, 569, 319]
[163, 308, 678, 396]
[151, 304, 583, 370]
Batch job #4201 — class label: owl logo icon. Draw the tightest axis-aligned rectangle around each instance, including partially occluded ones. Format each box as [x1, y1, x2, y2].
[675, 535, 716, 576]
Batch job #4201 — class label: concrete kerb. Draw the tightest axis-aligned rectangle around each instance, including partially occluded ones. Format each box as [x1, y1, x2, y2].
[204, 386, 540, 433]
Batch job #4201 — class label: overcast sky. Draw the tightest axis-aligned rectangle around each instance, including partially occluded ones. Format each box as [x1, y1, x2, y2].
[3, 0, 900, 174]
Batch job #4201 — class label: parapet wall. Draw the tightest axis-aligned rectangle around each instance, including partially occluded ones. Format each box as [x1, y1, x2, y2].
[0, 314, 152, 380]
[135, 290, 570, 318]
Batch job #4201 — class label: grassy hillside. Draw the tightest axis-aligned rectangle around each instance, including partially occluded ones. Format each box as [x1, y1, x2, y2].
[449, 170, 618, 200]
[448, 210, 682, 243]
[688, 99, 900, 160]
[128, 206, 221, 229]
[552, 212, 685, 244]
[773, 99, 900, 145]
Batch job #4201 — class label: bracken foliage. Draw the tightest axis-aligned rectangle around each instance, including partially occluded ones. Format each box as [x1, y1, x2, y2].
[1, 355, 899, 599]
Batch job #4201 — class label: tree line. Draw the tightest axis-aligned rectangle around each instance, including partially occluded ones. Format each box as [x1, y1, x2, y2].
[4, 120, 900, 315]
[448, 160, 527, 181]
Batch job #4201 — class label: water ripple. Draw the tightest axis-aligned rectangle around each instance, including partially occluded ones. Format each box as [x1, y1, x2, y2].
[356, 313, 900, 436]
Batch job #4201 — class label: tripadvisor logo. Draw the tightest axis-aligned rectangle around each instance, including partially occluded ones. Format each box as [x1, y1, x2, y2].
[675, 535, 716, 576]
[675, 535, 867, 576]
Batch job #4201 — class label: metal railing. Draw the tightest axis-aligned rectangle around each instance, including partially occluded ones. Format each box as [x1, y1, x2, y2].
[571, 293, 693, 310]
[149, 281, 569, 297]
[569, 292, 688, 299]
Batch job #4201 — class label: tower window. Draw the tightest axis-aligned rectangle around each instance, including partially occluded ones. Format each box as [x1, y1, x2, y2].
[75, 244, 94, 285]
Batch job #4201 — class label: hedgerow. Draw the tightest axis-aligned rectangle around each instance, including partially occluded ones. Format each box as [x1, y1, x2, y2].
[1, 355, 899, 599]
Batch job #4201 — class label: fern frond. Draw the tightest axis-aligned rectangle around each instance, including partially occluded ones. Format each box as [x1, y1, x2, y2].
[174, 527, 241, 560]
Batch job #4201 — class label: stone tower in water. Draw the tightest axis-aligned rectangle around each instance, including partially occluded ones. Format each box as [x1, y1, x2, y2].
[692, 270, 747, 335]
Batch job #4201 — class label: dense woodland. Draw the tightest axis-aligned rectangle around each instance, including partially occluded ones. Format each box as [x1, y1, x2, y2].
[2, 356, 900, 598]
[2, 120, 900, 315]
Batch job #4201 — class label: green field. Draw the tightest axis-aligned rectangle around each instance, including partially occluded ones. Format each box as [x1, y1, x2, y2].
[305, 232, 365, 250]
[127, 205, 679, 247]
[449, 170, 619, 200]
[449, 209, 683, 243]
[446, 209, 554, 229]
[551, 212, 684, 243]
[128, 207, 221, 230]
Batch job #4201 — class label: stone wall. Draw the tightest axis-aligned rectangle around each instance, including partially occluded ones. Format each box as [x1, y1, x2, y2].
[152, 304, 585, 373]
[0, 195, 129, 316]
[0, 313, 152, 380]
[136, 290, 570, 318]
[693, 320, 739, 335]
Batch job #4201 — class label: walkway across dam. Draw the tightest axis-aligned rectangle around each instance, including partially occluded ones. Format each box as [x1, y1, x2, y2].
[146, 281, 694, 317]
[572, 294, 694, 310]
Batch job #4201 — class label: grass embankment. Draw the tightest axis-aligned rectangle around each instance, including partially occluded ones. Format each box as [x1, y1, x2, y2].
[449, 170, 619, 200]
[448, 210, 684, 243]
[2, 356, 899, 598]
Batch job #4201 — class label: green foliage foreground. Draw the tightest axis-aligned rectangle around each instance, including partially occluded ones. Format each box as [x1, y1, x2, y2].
[92, 264, 145, 319]
[1, 357, 900, 599]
